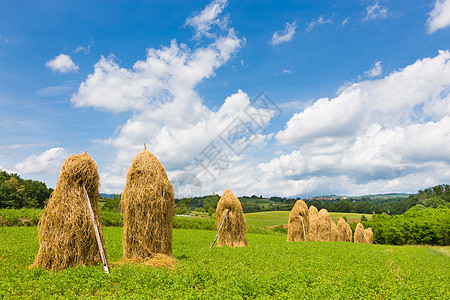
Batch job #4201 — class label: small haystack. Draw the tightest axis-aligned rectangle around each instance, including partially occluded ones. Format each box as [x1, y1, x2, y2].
[318, 209, 337, 241]
[307, 205, 319, 241]
[364, 227, 374, 244]
[354, 222, 370, 243]
[122, 149, 175, 260]
[336, 218, 352, 242]
[214, 189, 247, 247]
[287, 200, 309, 242]
[32, 152, 107, 271]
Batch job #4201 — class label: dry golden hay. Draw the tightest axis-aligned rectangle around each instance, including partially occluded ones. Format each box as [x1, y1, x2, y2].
[364, 227, 374, 244]
[215, 189, 248, 247]
[116, 254, 177, 270]
[31, 152, 106, 271]
[330, 219, 339, 242]
[336, 218, 352, 242]
[121, 149, 175, 260]
[318, 209, 336, 242]
[354, 222, 368, 243]
[307, 205, 319, 241]
[287, 200, 309, 242]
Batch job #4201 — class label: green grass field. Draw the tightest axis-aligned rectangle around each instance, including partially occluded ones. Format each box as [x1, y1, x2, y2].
[245, 211, 372, 227]
[0, 227, 448, 299]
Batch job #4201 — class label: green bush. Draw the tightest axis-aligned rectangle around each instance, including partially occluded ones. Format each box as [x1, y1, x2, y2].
[365, 207, 450, 245]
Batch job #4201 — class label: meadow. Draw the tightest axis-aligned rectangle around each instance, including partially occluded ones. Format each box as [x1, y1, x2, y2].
[1, 226, 448, 299]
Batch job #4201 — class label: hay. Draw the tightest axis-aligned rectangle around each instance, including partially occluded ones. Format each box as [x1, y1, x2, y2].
[32, 152, 106, 271]
[117, 254, 177, 270]
[307, 205, 319, 241]
[318, 209, 336, 242]
[215, 189, 247, 247]
[121, 149, 175, 259]
[336, 218, 352, 242]
[364, 227, 374, 244]
[287, 200, 309, 242]
[354, 222, 367, 243]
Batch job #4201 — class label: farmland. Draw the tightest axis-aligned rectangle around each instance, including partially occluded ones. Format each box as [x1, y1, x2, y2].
[1, 226, 448, 299]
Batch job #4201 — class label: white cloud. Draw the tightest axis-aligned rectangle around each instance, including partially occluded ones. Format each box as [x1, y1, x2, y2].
[306, 16, 332, 32]
[363, 2, 388, 22]
[426, 0, 450, 34]
[71, 1, 265, 194]
[262, 51, 450, 196]
[271, 22, 297, 45]
[15, 147, 69, 175]
[74, 40, 95, 54]
[185, 0, 228, 39]
[45, 54, 79, 73]
[341, 17, 350, 27]
[364, 61, 382, 78]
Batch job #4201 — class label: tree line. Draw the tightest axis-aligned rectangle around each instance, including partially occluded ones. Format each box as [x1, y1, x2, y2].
[0, 171, 53, 209]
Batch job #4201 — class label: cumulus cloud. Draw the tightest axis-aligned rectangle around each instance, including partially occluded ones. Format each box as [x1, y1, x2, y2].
[364, 61, 382, 78]
[185, 0, 228, 39]
[426, 0, 450, 34]
[71, 0, 266, 193]
[264, 51, 450, 196]
[45, 54, 79, 73]
[363, 2, 388, 21]
[15, 147, 69, 175]
[271, 22, 297, 45]
[306, 16, 332, 32]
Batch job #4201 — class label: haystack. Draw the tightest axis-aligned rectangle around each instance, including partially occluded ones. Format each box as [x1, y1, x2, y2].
[287, 200, 309, 242]
[121, 149, 175, 260]
[307, 205, 319, 241]
[318, 209, 337, 241]
[336, 218, 352, 242]
[354, 222, 369, 243]
[364, 227, 374, 244]
[32, 152, 107, 271]
[215, 189, 247, 247]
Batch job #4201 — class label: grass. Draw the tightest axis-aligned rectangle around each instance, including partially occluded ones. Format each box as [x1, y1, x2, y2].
[0, 226, 448, 299]
[245, 211, 372, 227]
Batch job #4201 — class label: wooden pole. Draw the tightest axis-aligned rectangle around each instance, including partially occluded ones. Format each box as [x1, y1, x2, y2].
[83, 185, 110, 274]
[360, 228, 370, 244]
[210, 209, 230, 249]
[300, 216, 307, 242]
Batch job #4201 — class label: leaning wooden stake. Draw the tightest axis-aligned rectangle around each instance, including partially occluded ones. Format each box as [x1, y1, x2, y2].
[210, 209, 230, 249]
[360, 227, 370, 244]
[300, 216, 307, 242]
[83, 186, 110, 274]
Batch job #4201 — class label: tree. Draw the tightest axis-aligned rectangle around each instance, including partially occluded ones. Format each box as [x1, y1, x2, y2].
[0, 177, 27, 208]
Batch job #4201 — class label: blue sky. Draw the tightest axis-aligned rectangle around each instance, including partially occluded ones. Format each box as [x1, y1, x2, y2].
[1, 0, 450, 197]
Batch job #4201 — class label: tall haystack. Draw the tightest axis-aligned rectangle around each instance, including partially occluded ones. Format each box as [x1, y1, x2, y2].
[122, 149, 175, 259]
[307, 205, 319, 241]
[215, 189, 247, 247]
[330, 219, 339, 242]
[336, 218, 352, 242]
[318, 209, 337, 241]
[364, 227, 374, 244]
[287, 200, 309, 242]
[32, 152, 106, 271]
[354, 222, 369, 243]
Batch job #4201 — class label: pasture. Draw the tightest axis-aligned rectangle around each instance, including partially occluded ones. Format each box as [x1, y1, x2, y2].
[0, 226, 448, 299]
